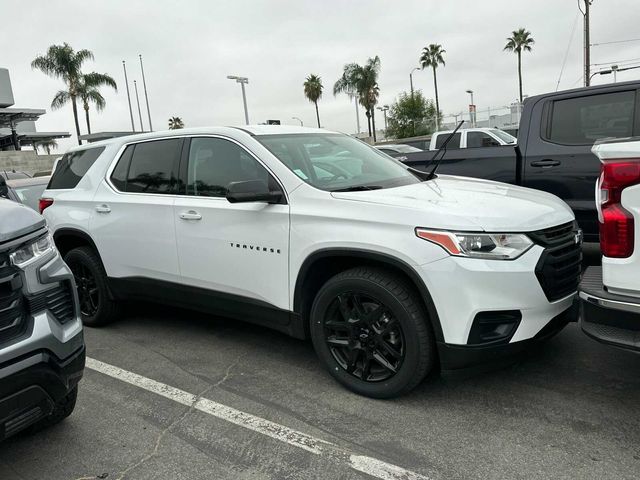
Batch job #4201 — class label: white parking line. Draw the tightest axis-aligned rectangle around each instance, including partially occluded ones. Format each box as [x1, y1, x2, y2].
[86, 357, 432, 480]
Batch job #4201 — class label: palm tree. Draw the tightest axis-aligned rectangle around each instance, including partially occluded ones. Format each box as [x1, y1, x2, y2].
[168, 117, 184, 129]
[334, 56, 381, 141]
[33, 139, 58, 155]
[419, 44, 446, 130]
[504, 28, 535, 104]
[31, 43, 97, 145]
[303, 74, 323, 128]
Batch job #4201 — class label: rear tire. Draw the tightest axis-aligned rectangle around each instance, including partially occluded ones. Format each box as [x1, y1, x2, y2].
[310, 267, 435, 398]
[64, 247, 120, 327]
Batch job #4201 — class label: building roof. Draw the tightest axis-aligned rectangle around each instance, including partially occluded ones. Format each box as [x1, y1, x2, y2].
[0, 107, 46, 128]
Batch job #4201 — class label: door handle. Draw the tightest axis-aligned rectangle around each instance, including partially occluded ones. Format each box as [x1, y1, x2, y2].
[530, 159, 561, 168]
[179, 210, 202, 221]
[95, 204, 111, 213]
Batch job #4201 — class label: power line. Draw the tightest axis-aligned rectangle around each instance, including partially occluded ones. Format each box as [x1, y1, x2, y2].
[557, 11, 580, 91]
[591, 57, 640, 67]
[591, 38, 640, 46]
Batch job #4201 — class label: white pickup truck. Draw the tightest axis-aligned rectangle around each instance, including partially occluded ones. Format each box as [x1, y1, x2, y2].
[580, 138, 640, 351]
[428, 128, 516, 150]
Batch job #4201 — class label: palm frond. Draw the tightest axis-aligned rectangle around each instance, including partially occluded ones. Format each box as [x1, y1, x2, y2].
[51, 90, 71, 110]
[83, 72, 117, 91]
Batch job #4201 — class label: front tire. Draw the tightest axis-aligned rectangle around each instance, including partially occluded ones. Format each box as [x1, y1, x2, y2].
[64, 247, 120, 327]
[310, 267, 435, 398]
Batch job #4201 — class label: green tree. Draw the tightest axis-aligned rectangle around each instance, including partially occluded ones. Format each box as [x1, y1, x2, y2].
[386, 91, 437, 139]
[168, 116, 184, 129]
[504, 28, 535, 103]
[303, 74, 323, 128]
[334, 56, 381, 141]
[31, 43, 104, 145]
[419, 44, 446, 129]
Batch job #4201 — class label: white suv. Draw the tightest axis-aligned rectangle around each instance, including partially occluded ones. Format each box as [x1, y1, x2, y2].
[580, 138, 640, 351]
[41, 126, 582, 398]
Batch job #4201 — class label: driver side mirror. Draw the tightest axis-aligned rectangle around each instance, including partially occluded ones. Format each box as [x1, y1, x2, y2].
[226, 179, 283, 204]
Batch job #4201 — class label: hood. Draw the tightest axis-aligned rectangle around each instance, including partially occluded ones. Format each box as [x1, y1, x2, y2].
[331, 175, 574, 232]
[0, 198, 46, 246]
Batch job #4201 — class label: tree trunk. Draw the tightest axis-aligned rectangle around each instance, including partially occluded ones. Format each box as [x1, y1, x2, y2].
[366, 110, 372, 137]
[84, 102, 92, 135]
[433, 66, 440, 130]
[314, 101, 321, 128]
[517, 51, 523, 104]
[71, 95, 82, 145]
[371, 108, 377, 142]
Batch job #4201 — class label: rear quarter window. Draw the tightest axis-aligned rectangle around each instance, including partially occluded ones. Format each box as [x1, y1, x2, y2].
[48, 147, 105, 189]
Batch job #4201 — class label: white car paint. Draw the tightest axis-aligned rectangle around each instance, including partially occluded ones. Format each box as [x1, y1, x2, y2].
[43, 125, 576, 348]
[429, 127, 517, 150]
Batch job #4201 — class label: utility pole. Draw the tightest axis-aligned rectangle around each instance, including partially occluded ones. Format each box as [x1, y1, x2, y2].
[227, 76, 250, 125]
[582, 0, 593, 86]
[122, 61, 135, 132]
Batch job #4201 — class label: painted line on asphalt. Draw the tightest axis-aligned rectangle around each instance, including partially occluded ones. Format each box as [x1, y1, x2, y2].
[86, 357, 432, 480]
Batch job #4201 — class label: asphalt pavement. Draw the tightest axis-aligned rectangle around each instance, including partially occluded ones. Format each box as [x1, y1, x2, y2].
[0, 301, 638, 480]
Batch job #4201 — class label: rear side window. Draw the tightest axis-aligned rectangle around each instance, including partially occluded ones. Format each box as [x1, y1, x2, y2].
[109, 139, 182, 194]
[467, 132, 499, 148]
[48, 147, 105, 189]
[434, 133, 461, 149]
[547, 91, 636, 145]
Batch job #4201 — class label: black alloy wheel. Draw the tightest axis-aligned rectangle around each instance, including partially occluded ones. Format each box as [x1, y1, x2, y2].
[72, 262, 100, 317]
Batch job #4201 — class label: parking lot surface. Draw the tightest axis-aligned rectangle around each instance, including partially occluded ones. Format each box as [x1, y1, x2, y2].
[1, 302, 639, 480]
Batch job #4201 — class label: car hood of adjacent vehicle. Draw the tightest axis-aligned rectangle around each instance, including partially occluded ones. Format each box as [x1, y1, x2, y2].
[330, 175, 575, 232]
[0, 198, 46, 245]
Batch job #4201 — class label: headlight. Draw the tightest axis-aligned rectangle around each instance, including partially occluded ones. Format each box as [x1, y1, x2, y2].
[416, 229, 534, 260]
[10, 233, 55, 267]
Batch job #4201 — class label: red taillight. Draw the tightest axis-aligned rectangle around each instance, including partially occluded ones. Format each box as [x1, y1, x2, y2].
[38, 198, 54, 214]
[599, 159, 640, 258]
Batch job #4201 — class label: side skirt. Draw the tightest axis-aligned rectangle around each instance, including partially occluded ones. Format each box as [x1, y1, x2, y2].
[107, 277, 306, 339]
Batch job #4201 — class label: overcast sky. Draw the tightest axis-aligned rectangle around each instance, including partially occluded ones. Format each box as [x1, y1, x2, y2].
[4, 0, 640, 152]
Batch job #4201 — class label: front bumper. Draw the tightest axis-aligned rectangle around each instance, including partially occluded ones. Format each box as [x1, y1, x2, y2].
[0, 345, 85, 440]
[579, 266, 640, 352]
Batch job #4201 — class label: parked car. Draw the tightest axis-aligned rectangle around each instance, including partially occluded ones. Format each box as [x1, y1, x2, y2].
[1, 176, 51, 211]
[390, 134, 432, 151]
[428, 128, 516, 150]
[42, 126, 581, 398]
[579, 138, 640, 352]
[1, 170, 31, 180]
[401, 81, 640, 243]
[375, 144, 423, 161]
[0, 198, 84, 441]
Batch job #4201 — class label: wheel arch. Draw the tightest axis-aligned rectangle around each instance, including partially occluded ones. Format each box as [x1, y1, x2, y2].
[53, 228, 101, 260]
[293, 248, 444, 343]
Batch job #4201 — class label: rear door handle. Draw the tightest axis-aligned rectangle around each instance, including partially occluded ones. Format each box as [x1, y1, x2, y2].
[530, 159, 561, 168]
[179, 210, 202, 221]
[95, 204, 111, 213]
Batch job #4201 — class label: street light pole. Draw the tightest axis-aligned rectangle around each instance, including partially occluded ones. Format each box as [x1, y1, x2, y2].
[466, 89, 475, 127]
[590, 64, 640, 82]
[409, 67, 420, 98]
[122, 61, 135, 132]
[377, 105, 389, 132]
[292, 116, 303, 126]
[612, 64, 619, 83]
[227, 75, 250, 125]
[139, 54, 153, 131]
[133, 80, 144, 131]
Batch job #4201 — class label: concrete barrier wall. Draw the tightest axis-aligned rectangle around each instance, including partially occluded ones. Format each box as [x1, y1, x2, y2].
[0, 151, 58, 175]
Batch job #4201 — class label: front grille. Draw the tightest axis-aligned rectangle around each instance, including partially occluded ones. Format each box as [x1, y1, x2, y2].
[531, 223, 582, 302]
[27, 283, 75, 324]
[0, 260, 28, 344]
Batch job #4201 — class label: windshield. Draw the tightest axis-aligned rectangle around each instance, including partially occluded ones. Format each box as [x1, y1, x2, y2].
[491, 129, 517, 144]
[256, 133, 421, 191]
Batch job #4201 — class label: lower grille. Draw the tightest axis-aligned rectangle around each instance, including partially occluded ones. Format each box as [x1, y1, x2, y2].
[532, 223, 582, 302]
[27, 283, 75, 324]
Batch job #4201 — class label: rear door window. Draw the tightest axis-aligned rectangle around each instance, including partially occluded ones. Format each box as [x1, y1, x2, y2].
[48, 147, 105, 189]
[547, 91, 636, 145]
[466, 132, 500, 148]
[110, 139, 182, 194]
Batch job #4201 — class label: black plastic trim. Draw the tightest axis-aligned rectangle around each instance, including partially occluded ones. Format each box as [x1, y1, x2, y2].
[293, 248, 445, 343]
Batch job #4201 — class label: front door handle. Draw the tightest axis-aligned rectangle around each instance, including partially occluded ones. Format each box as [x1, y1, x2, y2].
[95, 204, 111, 213]
[530, 159, 561, 168]
[179, 210, 202, 221]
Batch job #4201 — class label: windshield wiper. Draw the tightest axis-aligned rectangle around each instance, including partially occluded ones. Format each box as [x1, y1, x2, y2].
[331, 185, 383, 192]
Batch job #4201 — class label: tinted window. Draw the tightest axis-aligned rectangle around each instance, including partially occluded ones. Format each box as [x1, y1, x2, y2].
[434, 133, 461, 149]
[548, 91, 636, 145]
[467, 132, 500, 148]
[113, 139, 181, 194]
[48, 147, 105, 189]
[11, 184, 47, 211]
[187, 137, 275, 197]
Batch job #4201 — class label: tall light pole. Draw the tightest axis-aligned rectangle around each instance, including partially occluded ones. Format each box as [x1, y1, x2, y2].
[227, 75, 250, 125]
[580, 0, 593, 86]
[466, 90, 475, 127]
[612, 64, 619, 83]
[138, 54, 153, 131]
[409, 67, 420, 98]
[122, 61, 135, 132]
[133, 80, 144, 131]
[377, 105, 389, 131]
[292, 116, 303, 126]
